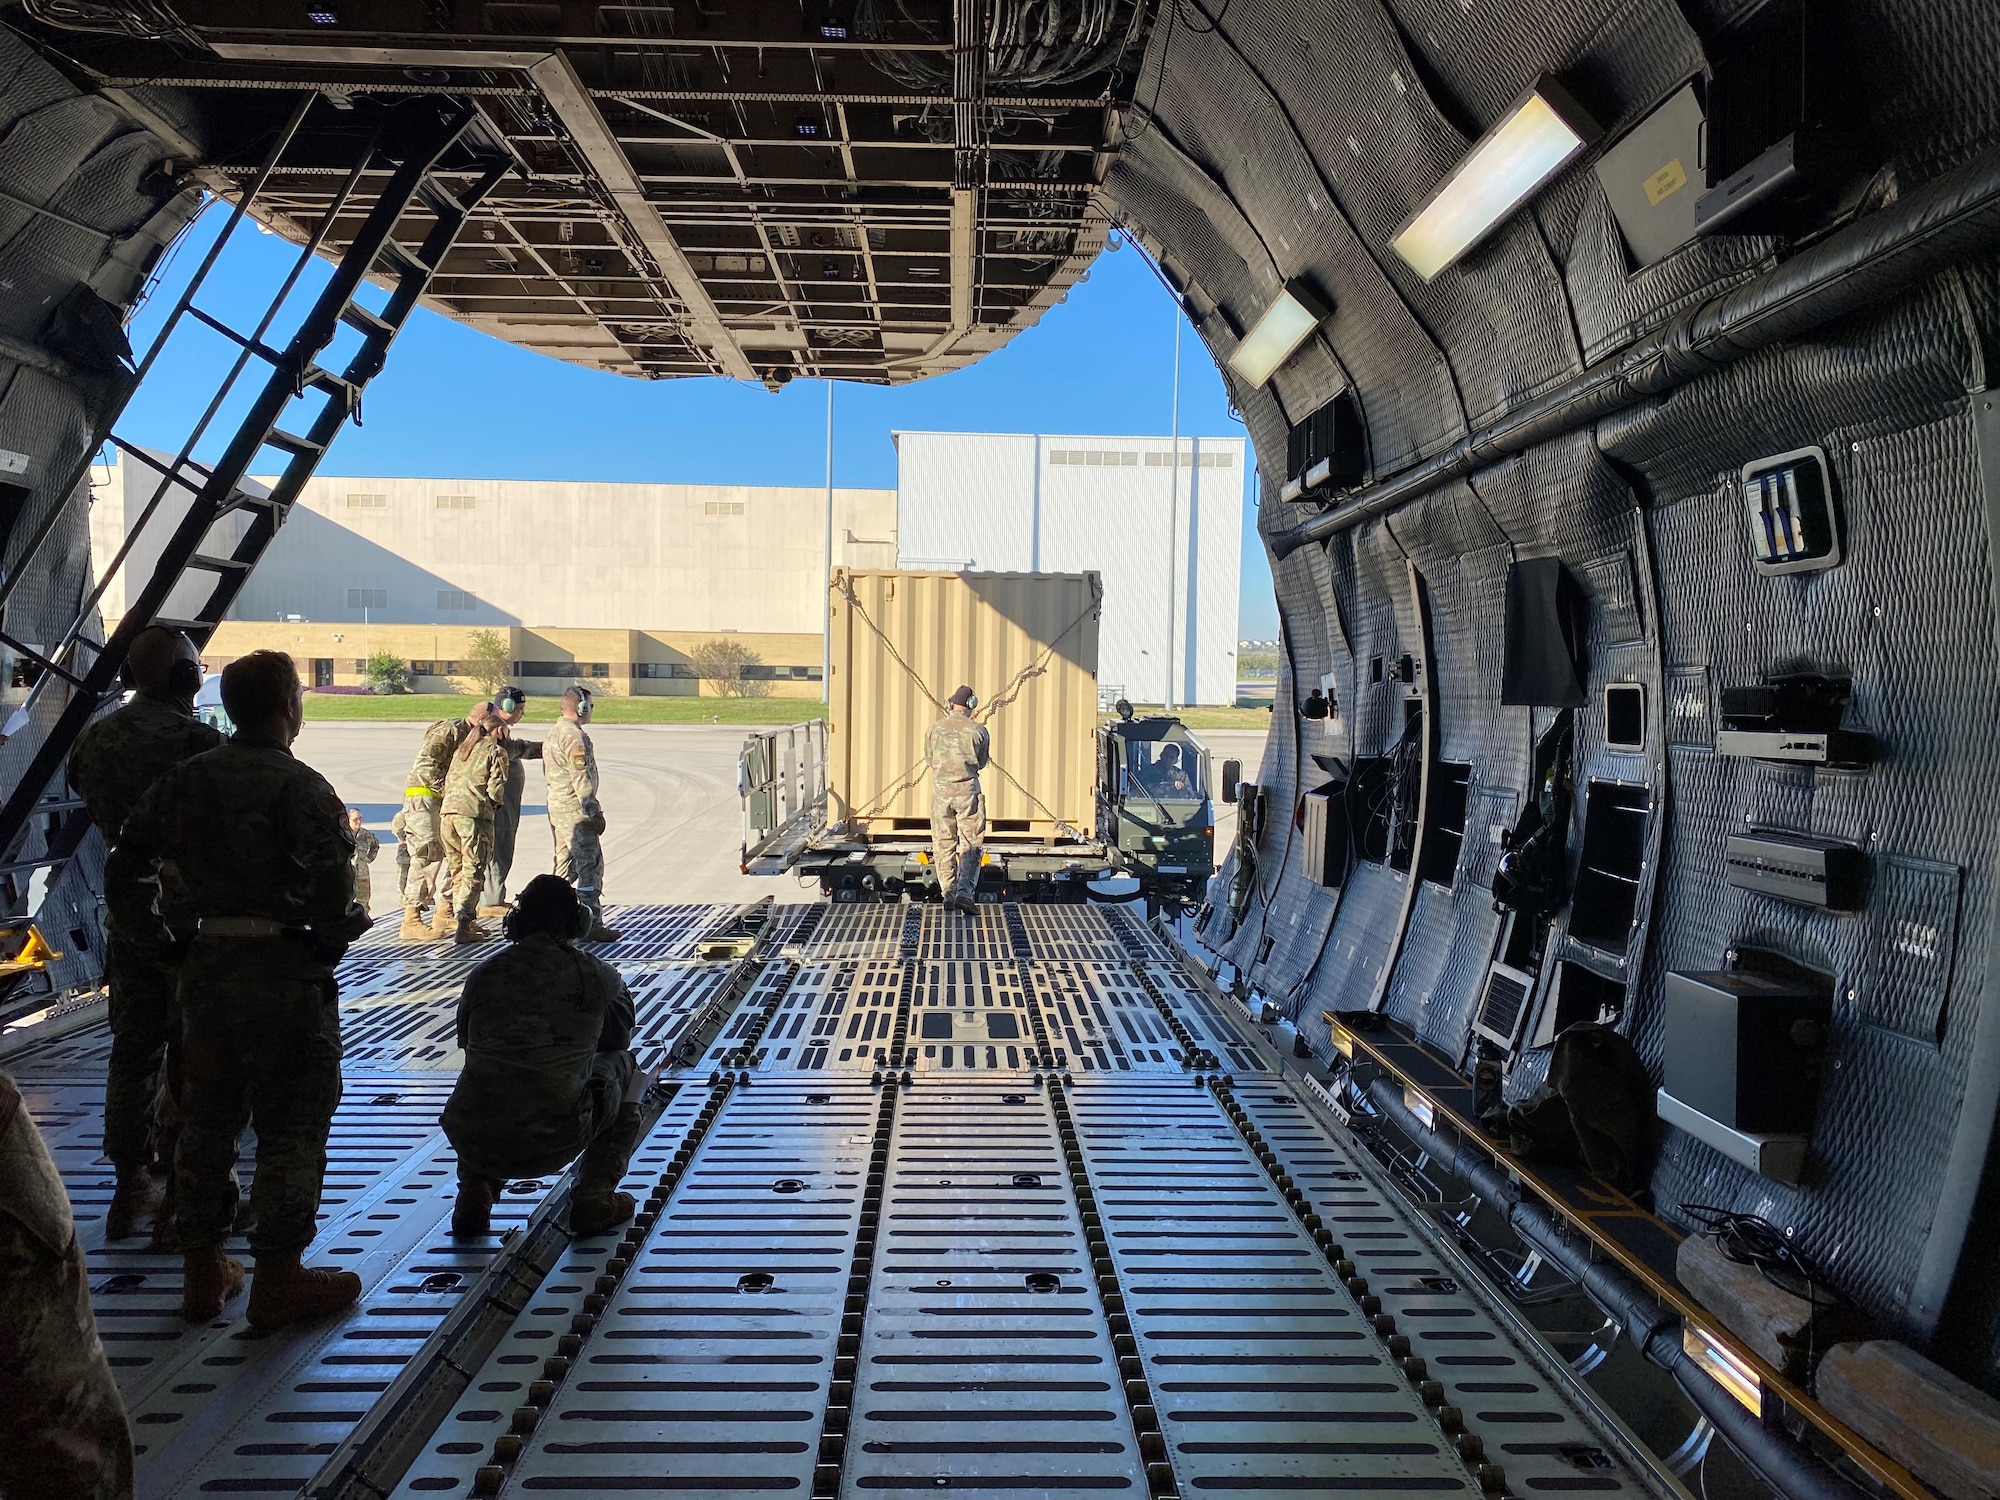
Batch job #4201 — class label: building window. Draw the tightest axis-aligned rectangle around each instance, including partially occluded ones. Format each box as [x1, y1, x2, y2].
[635, 662, 700, 679]
[740, 665, 824, 681]
[703, 500, 746, 516]
[436, 494, 477, 511]
[347, 588, 387, 610]
[346, 493, 387, 509]
[513, 661, 611, 679]
[410, 660, 463, 676]
[1143, 450, 1234, 468]
[437, 589, 477, 612]
[1049, 449, 1140, 467]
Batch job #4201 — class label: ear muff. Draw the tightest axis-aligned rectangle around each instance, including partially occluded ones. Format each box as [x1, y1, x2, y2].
[496, 686, 525, 715]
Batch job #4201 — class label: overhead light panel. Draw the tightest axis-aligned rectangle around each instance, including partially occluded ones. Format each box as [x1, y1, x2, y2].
[1226, 279, 1332, 388]
[1390, 76, 1600, 281]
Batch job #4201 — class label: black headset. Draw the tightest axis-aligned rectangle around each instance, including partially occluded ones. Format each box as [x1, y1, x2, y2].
[570, 684, 594, 718]
[120, 625, 203, 698]
[501, 879, 593, 942]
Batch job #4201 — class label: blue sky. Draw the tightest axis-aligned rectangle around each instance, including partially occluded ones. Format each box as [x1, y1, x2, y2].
[119, 202, 1278, 637]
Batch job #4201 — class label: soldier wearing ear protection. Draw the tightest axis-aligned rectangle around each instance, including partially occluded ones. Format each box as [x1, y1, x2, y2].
[479, 685, 541, 919]
[544, 686, 619, 943]
[924, 684, 989, 915]
[441, 874, 643, 1238]
[67, 625, 224, 1243]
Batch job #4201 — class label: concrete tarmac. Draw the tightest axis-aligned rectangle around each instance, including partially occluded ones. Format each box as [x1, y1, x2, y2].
[298, 721, 1270, 918]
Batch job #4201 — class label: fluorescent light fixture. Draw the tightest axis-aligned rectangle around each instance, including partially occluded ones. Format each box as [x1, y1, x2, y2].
[1391, 76, 1600, 281]
[1226, 279, 1332, 388]
[1683, 1326, 1763, 1416]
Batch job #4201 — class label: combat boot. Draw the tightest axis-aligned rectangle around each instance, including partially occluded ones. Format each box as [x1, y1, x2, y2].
[181, 1246, 246, 1321]
[105, 1166, 164, 1239]
[451, 1174, 497, 1237]
[583, 921, 622, 944]
[454, 916, 492, 946]
[476, 903, 512, 921]
[246, 1252, 362, 1329]
[570, 1102, 642, 1235]
[429, 904, 457, 939]
[398, 907, 431, 943]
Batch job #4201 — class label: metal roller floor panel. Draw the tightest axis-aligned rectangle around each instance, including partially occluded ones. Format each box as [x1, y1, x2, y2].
[7, 901, 1677, 1500]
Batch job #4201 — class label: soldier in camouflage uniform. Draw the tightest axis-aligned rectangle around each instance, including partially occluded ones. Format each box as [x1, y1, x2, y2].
[0, 1068, 134, 1500]
[348, 809, 380, 909]
[924, 685, 990, 914]
[66, 625, 224, 1242]
[440, 713, 513, 945]
[107, 651, 371, 1330]
[545, 686, 620, 943]
[480, 685, 541, 917]
[441, 875, 644, 1238]
[398, 706, 482, 942]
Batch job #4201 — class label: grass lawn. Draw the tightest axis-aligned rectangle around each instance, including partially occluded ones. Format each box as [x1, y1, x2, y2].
[303, 693, 825, 725]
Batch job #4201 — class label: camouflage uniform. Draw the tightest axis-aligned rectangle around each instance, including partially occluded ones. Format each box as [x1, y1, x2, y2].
[544, 718, 608, 928]
[0, 1071, 134, 1500]
[441, 734, 511, 921]
[400, 717, 469, 913]
[924, 708, 990, 900]
[351, 826, 381, 909]
[67, 693, 224, 1177]
[440, 932, 640, 1190]
[106, 737, 362, 1257]
[482, 737, 540, 906]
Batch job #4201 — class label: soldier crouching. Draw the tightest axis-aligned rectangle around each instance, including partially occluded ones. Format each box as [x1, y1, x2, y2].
[107, 650, 372, 1329]
[441, 874, 645, 1238]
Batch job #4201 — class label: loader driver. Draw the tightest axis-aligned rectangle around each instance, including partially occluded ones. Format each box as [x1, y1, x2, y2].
[925, 685, 990, 915]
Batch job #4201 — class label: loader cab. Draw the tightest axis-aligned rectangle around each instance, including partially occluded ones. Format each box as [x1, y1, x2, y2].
[1096, 713, 1216, 907]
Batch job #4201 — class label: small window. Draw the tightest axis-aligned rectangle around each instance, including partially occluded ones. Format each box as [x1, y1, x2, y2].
[703, 500, 746, 516]
[436, 494, 477, 511]
[587, 662, 609, 677]
[437, 589, 477, 612]
[346, 493, 387, 509]
[347, 588, 387, 610]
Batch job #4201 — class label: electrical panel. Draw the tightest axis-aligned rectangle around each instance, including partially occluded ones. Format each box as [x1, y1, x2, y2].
[1725, 831, 1865, 910]
[1716, 673, 1872, 766]
[1281, 391, 1365, 501]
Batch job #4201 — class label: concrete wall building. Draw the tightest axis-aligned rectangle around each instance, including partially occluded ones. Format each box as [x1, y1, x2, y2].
[894, 432, 1244, 705]
[86, 434, 1244, 702]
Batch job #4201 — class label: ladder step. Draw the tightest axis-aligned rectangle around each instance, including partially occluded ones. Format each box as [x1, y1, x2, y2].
[263, 427, 324, 459]
[417, 177, 468, 219]
[188, 305, 283, 365]
[340, 301, 396, 339]
[377, 237, 430, 277]
[187, 553, 251, 573]
[219, 488, 280, 513]
[303, 365, 357, 399]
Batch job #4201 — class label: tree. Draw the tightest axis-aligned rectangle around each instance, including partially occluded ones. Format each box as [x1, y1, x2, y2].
[459, 628, 513, 696]
[686, 637, 771, 698]
[365, 650, 410, 695]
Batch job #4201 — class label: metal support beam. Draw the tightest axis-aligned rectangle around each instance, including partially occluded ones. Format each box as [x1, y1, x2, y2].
[208, 41, 756, 381]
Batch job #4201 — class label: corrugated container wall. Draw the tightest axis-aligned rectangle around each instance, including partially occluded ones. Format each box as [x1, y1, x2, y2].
[827, 570, 1101, 835]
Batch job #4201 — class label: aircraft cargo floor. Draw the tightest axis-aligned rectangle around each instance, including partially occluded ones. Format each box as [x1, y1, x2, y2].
[5, 902, 1677, 1500]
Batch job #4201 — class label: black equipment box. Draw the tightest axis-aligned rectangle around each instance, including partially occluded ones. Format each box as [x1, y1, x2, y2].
[1717, 674, 1871, 767]
[1300, 789, 1350, 889]
[1664, 969, 1831, 1134]
[1725, 831, 1865, 910]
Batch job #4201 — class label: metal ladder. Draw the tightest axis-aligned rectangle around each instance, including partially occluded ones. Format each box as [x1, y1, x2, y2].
[0, 95, 508, 877]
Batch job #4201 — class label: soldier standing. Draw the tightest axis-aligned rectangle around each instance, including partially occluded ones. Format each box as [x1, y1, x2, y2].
[544, 686, 620, 943]
[398, 704, 482, 942]
[479, 685, 540, 918]
[67, 625, 223, 1241]
[106, 651, 370, 1328]
[925, 685, 989, 915]
[0, 1068, 134, 1499]
[347, 809, 381, 911]
[441, 874, 644, 1238]
[439, 712, 512, 945]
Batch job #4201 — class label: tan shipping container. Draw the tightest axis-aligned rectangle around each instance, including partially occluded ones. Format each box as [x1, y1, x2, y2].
[826, 569, 1102, 838]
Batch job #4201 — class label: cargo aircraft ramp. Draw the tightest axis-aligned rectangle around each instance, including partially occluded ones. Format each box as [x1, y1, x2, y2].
[3, 902, 1676, 1500]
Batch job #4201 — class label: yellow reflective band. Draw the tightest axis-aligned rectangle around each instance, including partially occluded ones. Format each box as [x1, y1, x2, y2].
[405, 787, 439, 798]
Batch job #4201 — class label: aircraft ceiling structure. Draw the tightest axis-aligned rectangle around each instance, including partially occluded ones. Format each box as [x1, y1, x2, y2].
[12, 0, 1144, 386]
